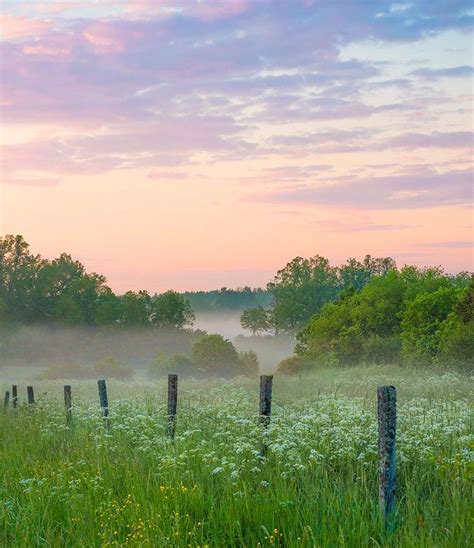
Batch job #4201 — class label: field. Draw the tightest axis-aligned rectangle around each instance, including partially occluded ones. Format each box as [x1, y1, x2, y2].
[0, 365, 472, 547]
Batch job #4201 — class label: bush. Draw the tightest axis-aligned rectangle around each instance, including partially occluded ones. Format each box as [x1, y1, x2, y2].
[362, 335, 402, 364]
[276, 355, 312, 374]
[191, 334, 240, 377]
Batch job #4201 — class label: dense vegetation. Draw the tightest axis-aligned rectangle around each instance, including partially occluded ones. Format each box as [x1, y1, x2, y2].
[0, 235, 194, 329]
[0, 367, 471, 546]
[2, 234, 472, 374]
[150, 334, 259, 379]
[279, 268, 473, 372]
[184, 288, 271, 312]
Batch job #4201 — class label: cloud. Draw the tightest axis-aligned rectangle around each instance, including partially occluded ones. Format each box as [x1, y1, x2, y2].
[255, 169, 473, 209]
[385, 131, 474, 149]
[409, 65, 474, 80]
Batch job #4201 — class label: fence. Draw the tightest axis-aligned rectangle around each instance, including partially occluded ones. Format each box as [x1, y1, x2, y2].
[2, 374, 397, 528]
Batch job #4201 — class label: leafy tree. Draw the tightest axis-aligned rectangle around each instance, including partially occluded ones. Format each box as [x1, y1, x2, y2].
[150, 290, 194, 328]
[338, 255, 396, 291]
[118, 291, 151, 326]
[240, 307, 270, 335]
[191, 334, 240, 376]
[401, 287, 459, 363]
[267, 255, 339, 332]
[438, 277, 474, 370]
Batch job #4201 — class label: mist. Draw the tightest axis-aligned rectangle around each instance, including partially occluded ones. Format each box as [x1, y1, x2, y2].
[0, 317, 294, 381]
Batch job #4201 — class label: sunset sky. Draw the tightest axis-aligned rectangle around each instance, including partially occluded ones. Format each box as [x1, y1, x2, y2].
[1, 0, 473, 292]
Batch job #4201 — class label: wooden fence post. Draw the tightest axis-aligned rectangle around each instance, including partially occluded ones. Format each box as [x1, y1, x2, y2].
[12, 385, 18, 409]
[167, 374, 178, 439]
[259, 375, 273, 456]
[3, 391, 10, 410]
[97, 379, 110, 431]
[27, 386, 34, 405]
[259, 375, 273, 427]
[64, 385, 72, 427]
[377, 385, 397, 530]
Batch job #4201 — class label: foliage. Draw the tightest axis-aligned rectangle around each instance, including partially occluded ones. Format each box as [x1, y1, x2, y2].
[240, 307, 270, 335]
[400, 287, 459, 363]
[262, 254, 396, 333]
[295, 267, 472, 369]
[439, 278, 474, 370]
[192, 334, 241, 376]
[150, 290, 195, 328]
[0, 235, 195, 329]
[184, 287, 272, 311]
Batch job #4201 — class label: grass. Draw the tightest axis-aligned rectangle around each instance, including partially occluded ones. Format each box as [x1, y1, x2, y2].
[0, 365, 472, 547]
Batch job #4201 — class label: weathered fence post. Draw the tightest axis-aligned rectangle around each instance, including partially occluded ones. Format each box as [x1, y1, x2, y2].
[64, 385, 72, 427]
[377, 385, 397, 530]
[167, 374, 178, 439]
[97, 379, 110, 431]
[259, 375, 273, 427]
[3, 391, 10, 410]
[259, 375, 273, 455]
[12, 385, 18, 409]
[27, 386, 35, 405]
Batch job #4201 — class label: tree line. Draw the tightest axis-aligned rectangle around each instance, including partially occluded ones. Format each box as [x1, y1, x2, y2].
[0, 235, 194, 328]
[251, 259, 472, 371]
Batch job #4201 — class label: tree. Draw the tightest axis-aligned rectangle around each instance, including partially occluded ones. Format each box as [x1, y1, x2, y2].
[438, 277, 474, 370]
[401, 286, 459, 363]
[240, 307, 270, 335]
[267, 255, 339, 332]
[191, 334, 240, 376]
[118, 291, 151, 325]
[150, 290, 194, 328]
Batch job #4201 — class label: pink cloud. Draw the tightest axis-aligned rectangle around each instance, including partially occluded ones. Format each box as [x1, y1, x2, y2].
[22, 44, 71, 57]
[0, 15, 51, 40]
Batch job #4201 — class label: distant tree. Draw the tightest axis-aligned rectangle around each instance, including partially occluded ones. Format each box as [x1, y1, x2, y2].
[267, 255, 339, 332]
[118, 290, 151, 325]
[150, 290, 194, 328]
[240, 307, 270, 335]
[191, 334, 240, 376]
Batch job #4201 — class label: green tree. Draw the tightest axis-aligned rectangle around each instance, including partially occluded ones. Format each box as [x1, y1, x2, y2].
[118, 291, 151, 325]
[267, 255, 339, 332]
[191, 334, 240, 376]
[439, 277, 474, 370]
[151, 290, 194, 328]
[400, 286, 459, 363]
[240, 307, 269, 335]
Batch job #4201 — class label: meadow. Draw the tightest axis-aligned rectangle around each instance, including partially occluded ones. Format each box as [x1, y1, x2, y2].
[0, 365, 472, 547]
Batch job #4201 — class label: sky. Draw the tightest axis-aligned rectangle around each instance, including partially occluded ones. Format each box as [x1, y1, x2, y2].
[0, 0, 473, 293]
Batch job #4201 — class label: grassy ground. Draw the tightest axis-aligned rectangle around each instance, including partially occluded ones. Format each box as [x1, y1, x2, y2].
[0, 365, 472, 547]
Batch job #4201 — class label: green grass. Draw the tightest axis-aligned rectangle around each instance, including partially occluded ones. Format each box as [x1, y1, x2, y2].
[0, 365, 472, 547]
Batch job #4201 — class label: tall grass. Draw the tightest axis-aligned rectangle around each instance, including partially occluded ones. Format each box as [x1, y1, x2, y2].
[0, 365, 472, 547]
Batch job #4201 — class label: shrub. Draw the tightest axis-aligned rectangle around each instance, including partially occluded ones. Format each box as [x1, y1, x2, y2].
[276, 355, 312, 374]
[191, 334, 240, 376]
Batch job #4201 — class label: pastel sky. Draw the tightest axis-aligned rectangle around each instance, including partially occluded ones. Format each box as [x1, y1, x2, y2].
[0, 0, 473, 292]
